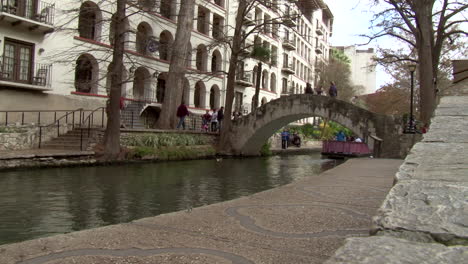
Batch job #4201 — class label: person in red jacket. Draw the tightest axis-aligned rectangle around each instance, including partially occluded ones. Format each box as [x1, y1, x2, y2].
[176, 102, 190, 130]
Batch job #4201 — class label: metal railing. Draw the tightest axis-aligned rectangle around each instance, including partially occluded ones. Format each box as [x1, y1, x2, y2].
[1, 109, 76, 127]
[0, 0, 55, 25]
[37, 108, 84, 148]
[79, 107, 106, 150]
[0, 57, 52, 88]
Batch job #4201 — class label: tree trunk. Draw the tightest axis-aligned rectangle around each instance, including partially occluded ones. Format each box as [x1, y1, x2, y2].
[102, 0, 126, 160]
[217, 0, 247, 154]
[157, 0, 195, 129]
[252, 62, 262, 110]
[413, 1, 436, 124]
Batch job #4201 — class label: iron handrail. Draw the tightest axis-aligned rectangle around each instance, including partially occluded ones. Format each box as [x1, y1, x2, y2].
[79, 107, 106, 151]
[0, 109, 85, 126]
[38, 108, 84, 148]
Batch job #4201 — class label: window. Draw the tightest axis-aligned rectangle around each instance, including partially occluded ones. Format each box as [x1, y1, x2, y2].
[75, 54, 98, 93]
[2, 39, 34, 84]
[78, 2, 101, 41]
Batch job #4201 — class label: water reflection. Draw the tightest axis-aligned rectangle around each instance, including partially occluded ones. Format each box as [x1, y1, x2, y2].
[0, 154, 335, 245]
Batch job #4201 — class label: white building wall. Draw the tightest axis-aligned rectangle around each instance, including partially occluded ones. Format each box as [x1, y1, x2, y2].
[338, 46, 376, 95]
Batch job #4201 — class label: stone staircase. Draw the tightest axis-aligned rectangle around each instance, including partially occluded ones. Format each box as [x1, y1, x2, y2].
[121, 101, 147, 129]
[40, 127, 100, 151]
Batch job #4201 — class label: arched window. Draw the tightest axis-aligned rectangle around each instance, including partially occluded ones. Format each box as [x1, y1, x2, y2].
[160, 0, 172, 19]
[196, 45, 207, 71]
[194, 81, 206, 108]
[133, 67, 151, 101]
[211, 49, 222, 73]
[159, 30, 174, 61]
[262, 69, 269, 90]
[270, 73, 276, 93]
[210, 85, 220, 110]
[78, 2, 101, 41]
[75, 54, 98, 94]
[136, 22, 153, 55]
[156, 73, 167, 103]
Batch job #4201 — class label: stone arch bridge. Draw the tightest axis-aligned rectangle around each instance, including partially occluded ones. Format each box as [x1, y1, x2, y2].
[227, 94, 407, 158]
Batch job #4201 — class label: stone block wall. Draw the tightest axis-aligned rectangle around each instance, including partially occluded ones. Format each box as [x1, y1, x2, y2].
[0, 124, 72, 151]
[326, 79, 468, 263]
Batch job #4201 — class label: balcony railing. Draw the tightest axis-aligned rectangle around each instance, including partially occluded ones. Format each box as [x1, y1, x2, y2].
[316, 24, 324, 35]
[281, 63, 295, 75]
[282, 36, 296, 50]
[0, 57, 52, 89]
[0, 0, 55, 26]
[235, 72, 253, 87]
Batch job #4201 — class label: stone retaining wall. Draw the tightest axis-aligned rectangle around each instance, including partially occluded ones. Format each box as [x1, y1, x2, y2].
[0, 124, 71, 151]
[326, 79, 468, 263]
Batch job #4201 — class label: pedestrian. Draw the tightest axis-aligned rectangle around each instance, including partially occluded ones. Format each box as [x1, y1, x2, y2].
[211, 109, 218, 132]
[315, 85, 323, 95]
[305, 83, 314, 94]
[281, 129, 290, 149]
[176, 101, 190, 130]
[202, 110, 211, 132]
[336, 131, 346, 142]
[217, 106, 224, 131]
[328, 81, 337, 98]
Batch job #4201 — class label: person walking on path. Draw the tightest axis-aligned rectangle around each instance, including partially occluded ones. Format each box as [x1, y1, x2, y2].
[217, 106, 224, 132]
[176, 102, 190, 130]
[315, 85, 323, 95]
[281, 130, 290, 149]
[210, 109, 218, 132]
[328, 81, 337, 98]
[202, 110, 211, 132]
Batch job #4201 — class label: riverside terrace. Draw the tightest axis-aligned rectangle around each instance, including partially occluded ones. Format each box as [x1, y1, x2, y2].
[0, 63, 467, 263]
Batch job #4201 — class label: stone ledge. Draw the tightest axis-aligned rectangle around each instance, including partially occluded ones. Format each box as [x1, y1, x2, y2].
[373, 180, 468, 245]
[325, 236, 468, 264]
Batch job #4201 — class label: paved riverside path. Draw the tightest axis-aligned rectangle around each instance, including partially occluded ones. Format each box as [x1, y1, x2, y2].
[0, 158, 402, 264]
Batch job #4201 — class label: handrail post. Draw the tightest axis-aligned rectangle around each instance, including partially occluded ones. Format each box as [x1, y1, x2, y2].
[5, 112, 8, 126]
[101, 107, 104, 128]
[79, 109, 83, 126]
[21, 112, 24, 125]
[39, 127, 42, 149]
[131, 111, 134, 128]
[38, 112, 41, 125]
[88, 116, 91, 137]
[80, 126, 83, 151]
[65, 112, 68, 123]
[57, 120, 60, 137]
[72, 111, 75, 129]
[54, 112, 57, 123]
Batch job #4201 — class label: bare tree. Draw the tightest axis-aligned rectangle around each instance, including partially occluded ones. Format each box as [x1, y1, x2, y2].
[364, 0, 468, 124]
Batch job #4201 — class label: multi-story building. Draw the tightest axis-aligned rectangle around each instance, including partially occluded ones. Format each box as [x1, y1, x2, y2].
[0, 0, 333, 121]
[334, 45, 376, 95]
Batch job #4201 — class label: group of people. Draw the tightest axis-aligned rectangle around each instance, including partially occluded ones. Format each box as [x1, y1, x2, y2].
[176, 102, 225, 132]
[201, 107, 224, 132]
[304, 81, 337, 98]
[280, 130, 301, 149]
[335, 131, 362, 143]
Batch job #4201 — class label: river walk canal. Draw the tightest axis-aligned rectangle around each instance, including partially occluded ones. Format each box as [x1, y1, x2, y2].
[0, 153, 337, 246]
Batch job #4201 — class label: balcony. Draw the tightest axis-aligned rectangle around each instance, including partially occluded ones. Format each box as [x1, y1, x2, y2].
[283, 12, 297, 27]
[282, 63, 295, 75]
[240, 42, 253, 56]
[282, 37, 296, 51]
[0, 0, 55, 33]
[243, 12, 255, 26]
[0, 58, 52, 91]
[235, 72, 253, 87]
[316, 24, 324, 35]
[315, 44, 324, 54]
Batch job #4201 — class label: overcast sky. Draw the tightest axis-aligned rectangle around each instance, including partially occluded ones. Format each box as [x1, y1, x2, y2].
[325, 0, 392, 91]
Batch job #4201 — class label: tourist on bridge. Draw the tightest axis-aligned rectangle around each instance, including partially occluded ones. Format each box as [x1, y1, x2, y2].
[202, 110, 211, 132]
[211, 109, 218, 132]
[328, 81, 337, 98]
[305, 83, 314, 94]
[315, 85, 323, 95]
[176, 101, 190, 130]
[281, 130, 290, 149]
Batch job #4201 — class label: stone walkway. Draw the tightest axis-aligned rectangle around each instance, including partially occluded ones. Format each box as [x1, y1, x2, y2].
[0, 158, 402, 264]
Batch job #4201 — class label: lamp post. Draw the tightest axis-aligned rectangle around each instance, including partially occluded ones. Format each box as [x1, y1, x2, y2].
[407, 64, 417, 133]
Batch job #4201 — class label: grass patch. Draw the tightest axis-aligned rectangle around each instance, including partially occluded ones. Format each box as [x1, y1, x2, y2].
[127, 145, 216, 160]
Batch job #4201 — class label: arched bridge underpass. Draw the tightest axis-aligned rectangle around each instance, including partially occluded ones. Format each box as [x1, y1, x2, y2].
[227, 94, 405, 158]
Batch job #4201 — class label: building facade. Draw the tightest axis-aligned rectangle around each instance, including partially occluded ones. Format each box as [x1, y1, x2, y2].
[0, 0, 333, 120]
[334, 45, 376, 95]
